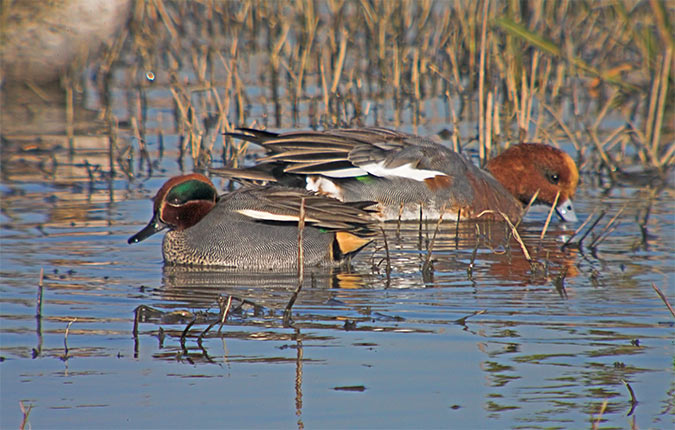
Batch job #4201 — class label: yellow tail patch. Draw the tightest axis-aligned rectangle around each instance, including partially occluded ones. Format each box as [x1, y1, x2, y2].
[335, 231, 373, 256]
[335, 273, 366, 289]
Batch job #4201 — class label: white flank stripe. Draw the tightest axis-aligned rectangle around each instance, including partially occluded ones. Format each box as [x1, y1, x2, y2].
[237, 209, 318, 223]
[361, 161, 445, 181]
[319, 167, 368, 178]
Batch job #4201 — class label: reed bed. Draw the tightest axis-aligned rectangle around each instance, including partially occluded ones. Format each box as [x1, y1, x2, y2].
[92, 1, 672, 282]
[100, 0, 672, 182]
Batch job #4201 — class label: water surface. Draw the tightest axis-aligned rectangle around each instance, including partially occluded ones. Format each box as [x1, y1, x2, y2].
[1, 2, 674, 427]
[2, 163, 673, 428]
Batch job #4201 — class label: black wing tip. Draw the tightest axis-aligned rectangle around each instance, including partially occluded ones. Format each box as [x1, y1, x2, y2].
[225, 127, 279, 139]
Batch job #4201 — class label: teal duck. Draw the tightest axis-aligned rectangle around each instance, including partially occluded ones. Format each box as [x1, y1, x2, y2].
[128, 174, 375, 268]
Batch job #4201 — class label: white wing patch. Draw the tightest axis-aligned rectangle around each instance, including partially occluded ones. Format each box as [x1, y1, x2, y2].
[361, 160, 445, 181]
[237, 209, 319, 223]
[306, 177, 343, 200]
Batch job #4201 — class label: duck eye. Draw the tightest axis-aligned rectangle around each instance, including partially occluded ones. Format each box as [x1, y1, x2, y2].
[549, 173, 560, 184]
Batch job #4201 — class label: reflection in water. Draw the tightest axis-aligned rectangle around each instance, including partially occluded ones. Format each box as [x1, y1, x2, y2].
[293, 327, 304, 430]
[369, 220, 580, 288]
[2, 154, 672, 428]
[145, 264, 421, 336]
[127, 216, 584, 375]
[1, 135, 116, 190]
[150, 218, 579, 319]
[160, 264, 355, 306]
[126, 220, 587, 423]
[0, 2, 672, 424]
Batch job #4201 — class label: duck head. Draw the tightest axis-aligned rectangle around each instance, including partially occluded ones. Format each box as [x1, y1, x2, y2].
[486, 143, 579, 222]
[128, 174, 218, 244]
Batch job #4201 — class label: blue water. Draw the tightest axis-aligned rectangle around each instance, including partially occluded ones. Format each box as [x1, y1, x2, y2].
[1, 166, 673, 428]
[1, 6, 674, 426]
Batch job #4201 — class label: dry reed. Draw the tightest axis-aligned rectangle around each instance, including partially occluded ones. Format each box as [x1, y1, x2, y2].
[105, 0, 671, 178]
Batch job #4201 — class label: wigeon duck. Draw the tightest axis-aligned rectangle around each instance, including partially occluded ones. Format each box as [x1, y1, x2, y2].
[128, 174, 375, 268]
[216, 127, 579, 223]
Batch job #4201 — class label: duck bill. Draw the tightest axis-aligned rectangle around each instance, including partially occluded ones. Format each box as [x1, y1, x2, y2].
[128, 212, 167, 244]
[555, 198, 578, 223]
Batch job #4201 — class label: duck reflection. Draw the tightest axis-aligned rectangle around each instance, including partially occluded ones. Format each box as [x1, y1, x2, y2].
[133, 265, 402, 368]
[133, 263, 428, 359]
[132, 215, 579, 367]
[159, 264, 374, 309]
[149, 217, 579, 309]
[371, 220, 579, 288]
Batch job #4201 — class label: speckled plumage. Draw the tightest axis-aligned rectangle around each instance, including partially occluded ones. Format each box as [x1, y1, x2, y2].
[217, 127, 579, 223]
[129, 174, 375, 268]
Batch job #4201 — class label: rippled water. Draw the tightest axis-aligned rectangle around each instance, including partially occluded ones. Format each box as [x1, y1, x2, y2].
[2, 4, 674, 426]
[1, 143, 673, 428]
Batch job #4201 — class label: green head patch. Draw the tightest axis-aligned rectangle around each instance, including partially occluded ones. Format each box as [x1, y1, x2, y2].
[167, 180, 217, 205]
